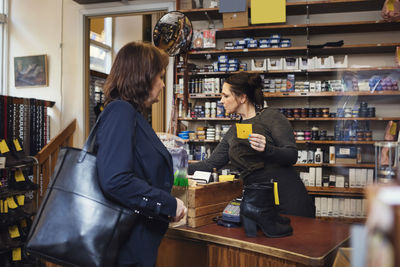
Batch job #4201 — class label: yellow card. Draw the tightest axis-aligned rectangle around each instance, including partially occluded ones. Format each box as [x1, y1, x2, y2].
[0, 199, 3, 213]
[12, 247, 22, 261]
[16, 195, 25, 206]
[15, 170, 26, 182]
[9, 225, 20, 238]
[251, 0, 286, 24]
[0, 139, 10, 153]
[13, 139, 23, 151]
[236, 123, 252, 139]
[7, 197, 18, 209]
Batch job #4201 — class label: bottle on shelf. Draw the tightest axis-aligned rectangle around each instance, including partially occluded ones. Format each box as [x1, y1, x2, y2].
[212, 168, 219, 182]
[314, 148, 323, 164]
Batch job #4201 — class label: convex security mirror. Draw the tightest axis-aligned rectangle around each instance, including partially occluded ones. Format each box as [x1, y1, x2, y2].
[153, 11, 193, 56]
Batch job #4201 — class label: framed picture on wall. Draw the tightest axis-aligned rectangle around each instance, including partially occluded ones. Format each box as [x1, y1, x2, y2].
[14, 55, 48, 87]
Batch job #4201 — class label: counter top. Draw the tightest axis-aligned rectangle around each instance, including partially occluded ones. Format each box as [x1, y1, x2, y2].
[166, 216, 350, 266]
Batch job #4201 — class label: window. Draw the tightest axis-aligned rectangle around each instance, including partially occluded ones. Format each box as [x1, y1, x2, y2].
[90, 17, 112, 74]
[0, 0, 7, 94]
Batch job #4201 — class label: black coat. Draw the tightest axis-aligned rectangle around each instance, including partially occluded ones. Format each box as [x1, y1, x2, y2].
[96, 100, 176, 266]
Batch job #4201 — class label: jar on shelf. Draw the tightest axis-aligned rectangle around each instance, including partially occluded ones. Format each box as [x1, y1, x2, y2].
[374, 142, 399, 184]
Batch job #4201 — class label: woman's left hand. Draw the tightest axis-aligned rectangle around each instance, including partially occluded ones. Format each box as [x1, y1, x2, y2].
[248, 133, 266, 152]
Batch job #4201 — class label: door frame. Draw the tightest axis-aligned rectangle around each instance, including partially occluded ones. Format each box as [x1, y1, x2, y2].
[80, 2, 175, 138]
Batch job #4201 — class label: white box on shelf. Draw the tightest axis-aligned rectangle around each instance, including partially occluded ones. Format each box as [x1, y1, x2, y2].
[315, 197, 321, 217]
[332, 55, 348, 68]
[309, 167, 316, 186]
[362, 198, 367, 217]
[344, 198, 351, 217]
[327, 197, 333, 217]
[320, 56, 334, 68]
[299, 57, 308, 70]
[303, 172, 310, 186]
[315, 167, 322, 186]
[321, 197, 328, 217]
[283, 57, 299, 70]
[350, 198, 356, 218]
[267, 58, 283, 70]
[349, 168, 356, 188]
[355, 168, 362, 188]
[251, 58, 267, 71]
[333, 198, 339, 217]
[356, 199, 362, 218]
[307, 57, 317, 69]
[367, 169, 374, 185]
[339, 198, 345, 217]
[336, 175, 345, 187]
[360, 169, 367, 187]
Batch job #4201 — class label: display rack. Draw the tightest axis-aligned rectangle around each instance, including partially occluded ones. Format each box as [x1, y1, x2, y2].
[175, 0, 400, 222]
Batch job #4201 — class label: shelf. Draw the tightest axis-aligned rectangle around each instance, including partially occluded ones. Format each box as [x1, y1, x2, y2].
[295, 163, 375, 168]
[188, 46, 308, 58]
[188, 43, 400, 58]
[308, 43, 400, 56]
[215, 20, 400, 38]
[287, 117, 400, 121]
[178, 117, 239, 121]
[186, 139, 220, 143]
[177, 67, 400, 77]
[307, 186, 364, 197]
[265, 90, 400, 98]
[316, 216, 366, 223]
[296, 140, 379, 145]
[179, 0, 385, 20]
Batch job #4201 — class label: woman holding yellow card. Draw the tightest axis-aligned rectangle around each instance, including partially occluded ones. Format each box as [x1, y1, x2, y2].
[188, 72, 315, 238]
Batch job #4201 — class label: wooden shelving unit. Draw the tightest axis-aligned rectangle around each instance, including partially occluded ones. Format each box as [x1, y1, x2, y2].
[296, 140, 379, 145]
[306, 186, 364, 197]
[179, 0, 385, 20]
[178, 117, 239, 121]
[177, 67, 400, 77]
[287, 117, 400, 121]
[295, 163, 375, 168]
[176, 0, 399, 224]
[188, 43, 400, 59]
[177, 90, 400, 99]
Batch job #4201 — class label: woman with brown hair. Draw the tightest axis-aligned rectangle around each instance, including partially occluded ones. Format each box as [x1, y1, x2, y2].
[189, 72, 315, 238]
[95, 41, 186, 267]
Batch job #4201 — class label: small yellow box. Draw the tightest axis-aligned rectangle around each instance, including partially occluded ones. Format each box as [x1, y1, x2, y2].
[218, 175, 235, 182]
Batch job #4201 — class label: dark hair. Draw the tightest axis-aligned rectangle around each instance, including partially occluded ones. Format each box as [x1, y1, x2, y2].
[103, 41, 169, 111]
[225, 72, 263, 108]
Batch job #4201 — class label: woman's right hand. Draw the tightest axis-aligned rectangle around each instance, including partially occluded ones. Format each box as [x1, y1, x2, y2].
[171, 197, 187, 222]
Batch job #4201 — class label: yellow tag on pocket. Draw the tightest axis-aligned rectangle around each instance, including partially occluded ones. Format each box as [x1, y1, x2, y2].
[0, 139, 10, 153]
[16, 195, 25, 206]
[20, 219, 27, 228]
[0, 199, 3, 213]
[274, 182, 280, 205]
[12, 247, 22, 261]
[7, 197, 18, 209]
[9, 225, 20, 238]
[236, 123, 252, 139]
[13, 139, 23, 152]
[15, 170, 26, 182]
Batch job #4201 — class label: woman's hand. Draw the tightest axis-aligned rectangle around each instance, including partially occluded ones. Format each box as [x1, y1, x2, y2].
[248, 133, 266, 152]
[171, 197, 187, 222]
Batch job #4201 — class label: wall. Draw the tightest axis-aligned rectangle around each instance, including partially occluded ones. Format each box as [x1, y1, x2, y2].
[114, 15, 143, 56]
[7, 0, 175, 148]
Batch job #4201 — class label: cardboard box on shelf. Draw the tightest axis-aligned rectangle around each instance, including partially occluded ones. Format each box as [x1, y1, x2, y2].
[223, 11, 248, 28]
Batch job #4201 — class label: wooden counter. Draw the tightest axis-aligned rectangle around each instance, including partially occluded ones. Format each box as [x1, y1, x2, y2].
[156, 216, 350, 267]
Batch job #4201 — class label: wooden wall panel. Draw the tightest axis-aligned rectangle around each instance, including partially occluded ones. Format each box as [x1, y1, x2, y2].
[156, 237, 207, 267]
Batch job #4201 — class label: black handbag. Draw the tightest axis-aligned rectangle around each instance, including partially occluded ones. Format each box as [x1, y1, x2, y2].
[26, 116, 138, 267]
